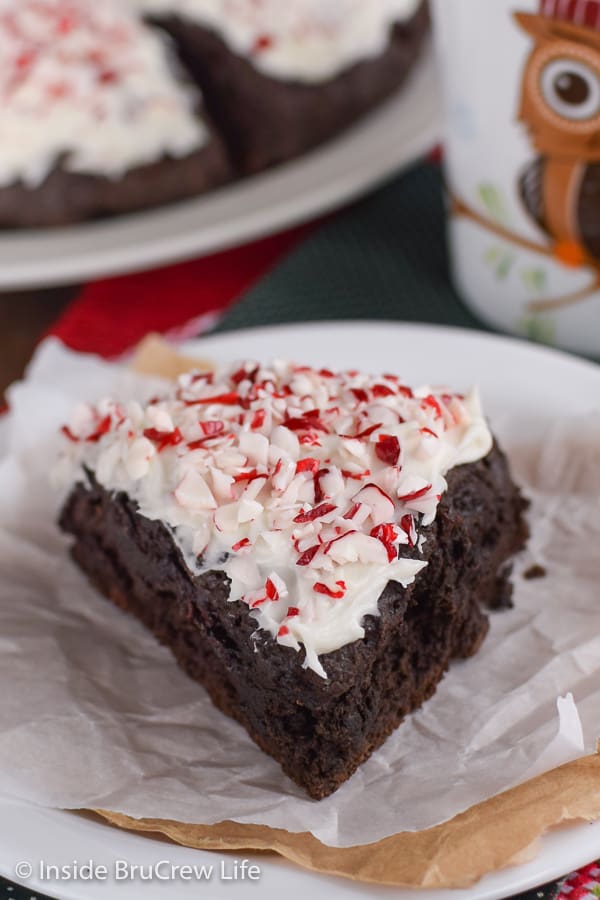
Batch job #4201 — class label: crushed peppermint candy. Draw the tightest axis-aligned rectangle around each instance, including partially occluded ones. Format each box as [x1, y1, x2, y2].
[0, 0, 205, 188]
[59, 359, 493, 678]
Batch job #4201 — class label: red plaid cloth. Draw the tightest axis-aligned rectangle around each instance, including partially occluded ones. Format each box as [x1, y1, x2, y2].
[557, 861, 600, 900]
[49, 223, 313, 357]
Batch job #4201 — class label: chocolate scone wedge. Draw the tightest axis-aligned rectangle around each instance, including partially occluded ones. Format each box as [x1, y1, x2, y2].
[135, 0, 429, 173]
[0, 0, 231, 228]
[58, 360, 527, 799]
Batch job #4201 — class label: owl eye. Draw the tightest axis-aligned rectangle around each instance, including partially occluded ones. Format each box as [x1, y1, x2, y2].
[541, 58, 600, 121]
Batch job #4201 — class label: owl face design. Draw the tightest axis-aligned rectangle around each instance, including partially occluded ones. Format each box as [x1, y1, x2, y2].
[516, 14, 600, 160]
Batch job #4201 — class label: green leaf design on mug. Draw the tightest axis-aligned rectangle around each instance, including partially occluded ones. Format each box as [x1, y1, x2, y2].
[477, 183, 509, 225]
[518, 313, 556, 345]
[521, 268, 547, 294]
[484, 245, 515, 280]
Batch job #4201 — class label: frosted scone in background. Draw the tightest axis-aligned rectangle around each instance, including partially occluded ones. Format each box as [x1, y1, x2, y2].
[0, 0, 230, 227]
[129, 0, 430, 171]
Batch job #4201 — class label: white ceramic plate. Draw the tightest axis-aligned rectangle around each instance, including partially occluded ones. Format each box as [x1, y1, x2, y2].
[1, 322, 599, 900]
[0, 50, 439, 291]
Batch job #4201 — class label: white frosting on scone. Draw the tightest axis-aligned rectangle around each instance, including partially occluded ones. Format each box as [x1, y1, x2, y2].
[130, 0, 423, 82]
[0, 0, 206, 189]
[59, 360, 492, 678]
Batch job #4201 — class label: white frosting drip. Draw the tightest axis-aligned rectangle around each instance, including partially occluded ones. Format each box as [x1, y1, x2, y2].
[130, 0, 422, 82]
[0, 0, 206, 188]
[59, 361, 493, 679]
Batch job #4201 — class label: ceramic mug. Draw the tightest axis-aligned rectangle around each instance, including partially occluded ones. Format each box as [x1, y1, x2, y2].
[432, 0, 600, 356]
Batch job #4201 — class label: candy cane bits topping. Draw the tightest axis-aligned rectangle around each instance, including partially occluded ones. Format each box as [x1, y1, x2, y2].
[398, 483, 432, 503]
[293, 502, 337, 524]
[375, 434, 401, 466]
[232, 537, 251, 552]
[313, 580, 347, 599]
[143, 427, 184, 453]
[296, 544, 321, 566]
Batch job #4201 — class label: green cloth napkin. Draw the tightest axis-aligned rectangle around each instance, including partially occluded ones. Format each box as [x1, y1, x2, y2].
[214, 162, 484, 334]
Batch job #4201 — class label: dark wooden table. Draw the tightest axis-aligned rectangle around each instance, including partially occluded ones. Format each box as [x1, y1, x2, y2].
[0, 289, 76, 399]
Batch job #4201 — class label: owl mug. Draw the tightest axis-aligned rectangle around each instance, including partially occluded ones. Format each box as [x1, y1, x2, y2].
[432, 0, 600, 356]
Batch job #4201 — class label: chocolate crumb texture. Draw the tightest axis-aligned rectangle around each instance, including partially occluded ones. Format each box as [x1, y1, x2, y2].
[523, 564, 547, 580]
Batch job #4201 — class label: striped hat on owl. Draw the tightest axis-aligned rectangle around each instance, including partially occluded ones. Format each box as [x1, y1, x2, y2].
[516, 0, 600, 38]
[538, 0, 600, 29]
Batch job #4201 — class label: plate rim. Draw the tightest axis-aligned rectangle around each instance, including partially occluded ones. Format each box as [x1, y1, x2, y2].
[184, 319, 600, 382]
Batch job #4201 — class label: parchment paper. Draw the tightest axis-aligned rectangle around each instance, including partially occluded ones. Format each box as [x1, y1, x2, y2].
[1, 338, 599, 878]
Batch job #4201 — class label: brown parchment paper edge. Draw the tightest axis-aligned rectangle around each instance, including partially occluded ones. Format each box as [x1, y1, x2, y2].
[94, 753, 600, 890]
[89, 336, 600, 890]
